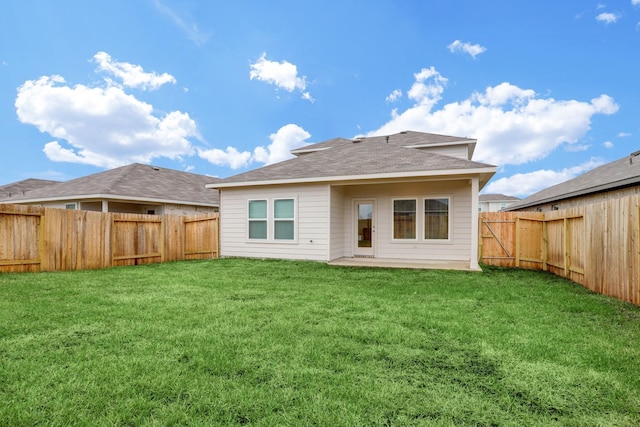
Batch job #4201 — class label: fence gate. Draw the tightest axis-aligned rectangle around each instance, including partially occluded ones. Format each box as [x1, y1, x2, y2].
[479, 212, 545, 269]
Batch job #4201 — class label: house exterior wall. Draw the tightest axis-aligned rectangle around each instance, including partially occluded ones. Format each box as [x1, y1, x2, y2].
[329, 185, 347, 260]
[337, 180, 474, 262]
[219, 178, 477, 265]
[512, 185, 640, 212]
[219, 183, 330, 261]
[479, 200, 518, 212]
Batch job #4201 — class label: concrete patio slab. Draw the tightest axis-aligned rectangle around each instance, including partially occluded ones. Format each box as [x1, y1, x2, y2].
[327, 257, 481, 271]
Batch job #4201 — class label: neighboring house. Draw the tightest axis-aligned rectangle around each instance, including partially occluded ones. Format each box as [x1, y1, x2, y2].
[506, 150, 640, 212]
[0, 163, 220, 215]
[207, 131, 496, 270]
[0, 178, 61, 199]
[478, 193, 520, 212]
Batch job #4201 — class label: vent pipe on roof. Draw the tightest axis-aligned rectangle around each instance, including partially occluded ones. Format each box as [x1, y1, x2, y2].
[630, 150, 640, 165]
[385, 136, 389, 144]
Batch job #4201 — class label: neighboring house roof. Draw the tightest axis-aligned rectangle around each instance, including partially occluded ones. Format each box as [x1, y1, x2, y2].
[210, 131, 495, 189]
[0, 163, 220, 206]
[506, 150, 640, 211]
[479, 194, 520, 202]
[0, 178, 61, 199]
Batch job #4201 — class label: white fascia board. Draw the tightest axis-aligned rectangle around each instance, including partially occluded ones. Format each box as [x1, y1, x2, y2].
[208, 166, 497, 189]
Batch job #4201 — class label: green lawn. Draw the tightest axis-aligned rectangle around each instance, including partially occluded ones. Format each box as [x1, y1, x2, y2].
[1, 258, 639, 426]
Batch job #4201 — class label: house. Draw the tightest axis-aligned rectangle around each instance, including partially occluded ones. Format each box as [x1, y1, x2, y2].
[207, 131, 496, 270]
[478, 193, 520, 212]
[0, 163, 220, 215]
[506, 150, 640, 212]
[0, 178, 61, 199]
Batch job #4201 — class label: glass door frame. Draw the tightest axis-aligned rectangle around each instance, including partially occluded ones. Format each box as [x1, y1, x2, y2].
[353, 198, 376, 257]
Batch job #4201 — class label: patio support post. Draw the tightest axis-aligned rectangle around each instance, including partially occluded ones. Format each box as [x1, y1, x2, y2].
[470, 177, 480, 270]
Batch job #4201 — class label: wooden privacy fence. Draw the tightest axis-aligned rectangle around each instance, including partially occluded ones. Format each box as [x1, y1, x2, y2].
[479, 194, 640, 306]
[0, 203, 218, 273]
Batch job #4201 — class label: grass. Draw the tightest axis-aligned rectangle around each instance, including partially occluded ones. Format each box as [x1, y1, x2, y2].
[1, 258, 639, 426]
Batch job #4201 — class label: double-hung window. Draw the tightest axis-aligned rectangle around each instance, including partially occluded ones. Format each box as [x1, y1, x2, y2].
[393, 199, 417, 240]
[424, 198, 449, 240]
[248, 200, 268, 239]
[248, 198, 296, 241]
[274, 199, 295, 240]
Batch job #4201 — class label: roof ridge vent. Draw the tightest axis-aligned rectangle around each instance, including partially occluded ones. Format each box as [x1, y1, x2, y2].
[630, 150, 640, 165]
[352, 136, 365, 143]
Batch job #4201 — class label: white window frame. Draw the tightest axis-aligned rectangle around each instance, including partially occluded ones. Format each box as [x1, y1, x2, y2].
[390, 195, 452, 243]
[424, 196, 451, 242]
[391, 197, 418, 241]
[273, 198, 297, 242]
[246, 197, 298, 243]
[247, 199, 268, 240]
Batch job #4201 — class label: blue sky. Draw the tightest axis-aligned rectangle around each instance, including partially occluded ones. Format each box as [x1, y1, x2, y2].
[1, 0, 639, 197]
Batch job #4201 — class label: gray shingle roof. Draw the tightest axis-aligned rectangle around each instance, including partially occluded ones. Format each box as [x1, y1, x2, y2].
[479, 193, 520, 202]
[0, 163, 220, 206]
[506, 151, 640, 210]
[290, 131, 476, 154]
[0, 178, 61, 199]
[214, 133, 494, 187]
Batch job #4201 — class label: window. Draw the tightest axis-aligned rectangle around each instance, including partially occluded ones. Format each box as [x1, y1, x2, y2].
[393, 199, 416, 239]
[424, 198, 449, 240]
[274, 199, 295, 240]
[248, 200, 267, 239]
[65, 203, 76, 210]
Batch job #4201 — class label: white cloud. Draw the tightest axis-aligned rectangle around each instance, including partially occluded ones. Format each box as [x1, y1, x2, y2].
[603, 141, 614, 148]
[253, 124, 311, 165]
[93, 52, 176, 91]
[596, 12, 620, 24]
[198, 124, 312, 169]
[632, 0, 640, 6]
[16, 72, 197, 169]
[368, 67, 618, 167]
[153, 0, 210, 46]
[197, 146, 252, 170]
[447, 40, 487, 58]
[565, 143, 590, 152]
[406, 67, 448, 110]
[386, 89, 402, 103]
[618, 132, 631, 137]
[249, 53, 313, 101]
[484, 158, 606, 197]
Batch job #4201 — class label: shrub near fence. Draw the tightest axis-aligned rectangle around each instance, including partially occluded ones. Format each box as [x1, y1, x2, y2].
[479, 194, 640, 306]
[0, 203, 218, 273]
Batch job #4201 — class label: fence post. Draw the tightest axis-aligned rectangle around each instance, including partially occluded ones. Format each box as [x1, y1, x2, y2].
[542, 219, 548, 271]
[478, 216, 483, 262]
[564, 217, 569, 277]
[515, 216, 520, 268]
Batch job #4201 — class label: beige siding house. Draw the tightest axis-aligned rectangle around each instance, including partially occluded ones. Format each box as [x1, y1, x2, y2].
[208, 131, 496, 270]
[478, 193, 520, 212]
[0, 163, 220, 214]
[506, 150, 640, 212]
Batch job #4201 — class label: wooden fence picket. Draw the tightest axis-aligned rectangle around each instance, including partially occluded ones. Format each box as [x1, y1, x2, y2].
[0, 203, 218, 273]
